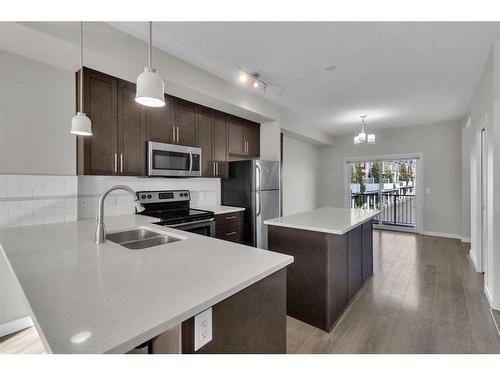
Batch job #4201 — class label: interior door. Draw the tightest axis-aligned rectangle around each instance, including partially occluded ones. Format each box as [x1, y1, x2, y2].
[256, 189, 280, 250]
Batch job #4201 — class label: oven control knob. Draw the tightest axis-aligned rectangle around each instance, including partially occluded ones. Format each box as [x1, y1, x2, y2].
[147, 194, 152, 199]
[141, 195, 146, 199]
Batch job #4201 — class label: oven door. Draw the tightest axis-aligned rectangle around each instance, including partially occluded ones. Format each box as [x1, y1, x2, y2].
[148, 142, 201, 177]
[168, 218, 215, 237]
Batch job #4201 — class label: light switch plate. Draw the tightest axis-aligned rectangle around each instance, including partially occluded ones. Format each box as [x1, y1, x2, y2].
[194, 307, 212, 351]
[425, 187, 431, 194]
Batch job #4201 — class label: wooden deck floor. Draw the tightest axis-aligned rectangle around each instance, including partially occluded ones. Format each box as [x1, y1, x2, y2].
[287, 230, 500, 354]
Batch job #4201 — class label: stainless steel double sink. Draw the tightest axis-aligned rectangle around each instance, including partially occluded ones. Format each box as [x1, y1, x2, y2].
[107, 228, 184, 250]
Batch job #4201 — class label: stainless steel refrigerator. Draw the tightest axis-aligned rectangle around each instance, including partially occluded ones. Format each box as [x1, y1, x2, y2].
[221, 160, 280, 249]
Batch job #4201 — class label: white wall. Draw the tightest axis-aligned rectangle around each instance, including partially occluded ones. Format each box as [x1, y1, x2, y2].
[0, 50, 75, 175]
[0, 22, 334, 147]
[319, 119, 463, 237]
[463, 46, 497, 308]
[282, 135, 323, 216]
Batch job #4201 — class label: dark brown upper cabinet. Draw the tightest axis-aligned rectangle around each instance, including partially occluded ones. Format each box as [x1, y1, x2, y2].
[77, 68, 261, 177]
[197, 107, 228, 178]
[77, 68, 119, 175]
[171, 97, 197, 147]
[78, 68, 146, 176]
[146, 94, 172, 144]
[228, 116, 260, 158]
[117, 80, 146, 176]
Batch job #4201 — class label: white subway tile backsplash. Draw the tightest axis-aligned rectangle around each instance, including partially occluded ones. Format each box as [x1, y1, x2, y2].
[0, 175, 78, 229]
[0, 174, 219, 228]
[77, 176, 220, 220]
[21, 200, 45, 209]
[44, 215, 65, 224]
[21, 217, 43, 226]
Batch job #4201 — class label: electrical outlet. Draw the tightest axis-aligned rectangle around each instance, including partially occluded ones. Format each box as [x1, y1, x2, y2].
[194, 307, 212, 351]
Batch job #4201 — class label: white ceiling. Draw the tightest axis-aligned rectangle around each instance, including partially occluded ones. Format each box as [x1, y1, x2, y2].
[110, 22, 500, 135]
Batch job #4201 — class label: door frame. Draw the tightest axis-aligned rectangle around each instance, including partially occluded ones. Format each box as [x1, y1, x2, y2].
[343, 152, 424, 234]
[471, 114, 488, 274]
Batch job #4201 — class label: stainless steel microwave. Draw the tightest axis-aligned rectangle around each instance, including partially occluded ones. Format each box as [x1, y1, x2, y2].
[147, 142, 201, 177]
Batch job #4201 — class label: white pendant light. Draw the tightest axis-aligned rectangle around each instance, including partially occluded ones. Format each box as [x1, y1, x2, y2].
[354, 115, 375, 145]
[71, 22, 92, 136]
[135, 22, 165, 107]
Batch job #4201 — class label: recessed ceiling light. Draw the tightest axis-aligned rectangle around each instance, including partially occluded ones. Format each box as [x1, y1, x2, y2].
[325, 64, 337, 71]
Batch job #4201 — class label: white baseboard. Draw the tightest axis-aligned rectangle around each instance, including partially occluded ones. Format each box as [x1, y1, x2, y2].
[460, 237, 471, 243]
[485, 285, 494, 307]
[469, 249, 481, 272]
[0, 316, 33, 338]
[421, 231, 461, 240]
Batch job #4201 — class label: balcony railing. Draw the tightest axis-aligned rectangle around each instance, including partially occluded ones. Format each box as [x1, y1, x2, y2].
[350, 191, 416, 228]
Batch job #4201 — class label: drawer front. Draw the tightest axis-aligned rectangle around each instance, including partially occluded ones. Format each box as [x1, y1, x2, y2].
[215, 211, 243, 225]
[215, 211, 244, 243]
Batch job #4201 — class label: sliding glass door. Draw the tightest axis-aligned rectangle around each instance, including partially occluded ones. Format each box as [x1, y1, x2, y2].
[347, 157, 418, 231]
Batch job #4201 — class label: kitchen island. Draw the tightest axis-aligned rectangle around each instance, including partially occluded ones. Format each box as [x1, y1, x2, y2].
[265, 207, 379, 332]
[0, 214, 292, 354]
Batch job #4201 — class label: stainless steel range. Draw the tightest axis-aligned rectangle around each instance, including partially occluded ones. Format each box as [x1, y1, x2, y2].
[136, 190, 215, 237]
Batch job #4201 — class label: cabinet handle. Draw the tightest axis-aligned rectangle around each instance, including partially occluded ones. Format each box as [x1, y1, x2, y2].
[177, 126, 180, 143]
[213, 162, 216, 176]
[114, 153, 117, 173]
[120, 153, 123, 173]
[225, 231, 237, 236]
[216, 162, 219, 176]
[225, 216, 237, 220]
[172, 126, 175, 142]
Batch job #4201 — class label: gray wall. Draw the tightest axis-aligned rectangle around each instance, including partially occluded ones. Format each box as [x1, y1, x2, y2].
[282, 135, 323, 216]
[0, 50, 75, 175]
[319, 119, 463, 237]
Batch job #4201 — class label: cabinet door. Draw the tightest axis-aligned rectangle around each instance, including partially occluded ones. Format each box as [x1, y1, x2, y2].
[213, 111, 228, 162]
[213, 112, 228, 178]
[347, 226, 363, 301]
[361, 220, 374, 284]
[146, 95, 172, 144]
[81, 68, 118, 175]
[245, 123, 260, 157]
[197, 106, 214, 177]
[228, 117, 245, 155]
[172, 98, 197, 146]
[118, 81, 146, 176]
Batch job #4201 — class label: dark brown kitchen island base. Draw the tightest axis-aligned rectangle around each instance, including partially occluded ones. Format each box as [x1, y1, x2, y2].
[268, 220, 373, 332]
[181, 268, 287, 354]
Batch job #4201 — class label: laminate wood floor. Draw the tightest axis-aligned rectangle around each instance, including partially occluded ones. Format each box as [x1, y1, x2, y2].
[3, 230, 499, 354]
[287, 230, 500, 354]
[0, 327, 46, 354]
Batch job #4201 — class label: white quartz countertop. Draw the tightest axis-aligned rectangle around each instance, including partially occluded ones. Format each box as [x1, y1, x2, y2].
[264, 207, 380, 235]
[0, 214, 292, 354]
[193, 205, 245, 215]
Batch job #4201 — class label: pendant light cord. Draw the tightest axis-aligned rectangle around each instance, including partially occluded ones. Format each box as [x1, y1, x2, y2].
[148, 21, 152, 69]
[79, 21, 84, 112]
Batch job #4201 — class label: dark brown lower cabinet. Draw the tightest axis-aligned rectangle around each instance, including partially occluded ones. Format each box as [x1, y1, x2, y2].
[181, 268, 287, 354]
[268, 220, 374, 332]
[347, 226, 362, 301]
[215, 211, 244, 243]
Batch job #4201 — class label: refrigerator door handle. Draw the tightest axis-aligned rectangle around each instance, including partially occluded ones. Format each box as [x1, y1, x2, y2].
[256, 163, 262, 216]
